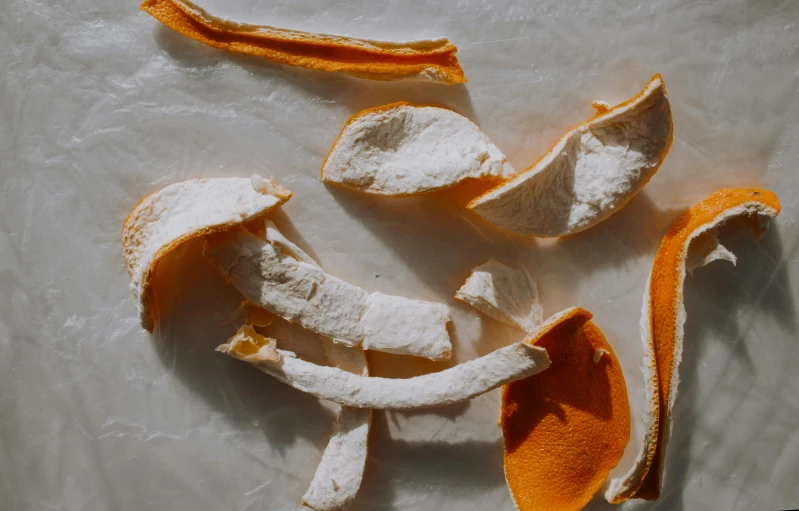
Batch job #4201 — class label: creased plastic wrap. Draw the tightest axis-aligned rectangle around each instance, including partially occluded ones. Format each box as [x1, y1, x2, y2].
[1, 0, 798, 509]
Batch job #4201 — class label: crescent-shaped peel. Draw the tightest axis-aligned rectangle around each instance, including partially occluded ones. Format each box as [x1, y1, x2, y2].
[606, 188, 781, 503]
[469, 74, 673, 237]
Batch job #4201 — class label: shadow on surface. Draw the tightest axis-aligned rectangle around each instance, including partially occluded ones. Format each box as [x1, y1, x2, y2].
[153, 25, 478, 121]
[648, 223, 795, 511]
[543, 191, 685, 277]
[351, 410, 506, 511]
[150, 237, 335, 457]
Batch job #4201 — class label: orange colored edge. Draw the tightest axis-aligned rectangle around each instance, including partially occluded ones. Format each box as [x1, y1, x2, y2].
[502, 314, 631, 511]
[122, 186, 291, 333]
[319, 102, 507, 197]
[631, 188, 781, 500]
[466, 74, 669, 214]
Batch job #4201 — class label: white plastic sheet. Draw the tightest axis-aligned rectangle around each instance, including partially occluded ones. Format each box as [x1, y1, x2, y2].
[1, 0, 798, 509]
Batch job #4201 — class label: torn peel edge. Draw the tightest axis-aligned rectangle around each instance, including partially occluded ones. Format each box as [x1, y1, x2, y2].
[211, 310, 623, 410]
[606, 188, 781, 503]
[454, 259, 543, 332]
[141, 0, 466, 83]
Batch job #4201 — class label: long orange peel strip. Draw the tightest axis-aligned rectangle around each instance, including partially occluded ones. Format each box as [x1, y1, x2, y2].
[122, 175, 291, 332]
[210, 310, 630, 410]
[606, 188, 781, 503]
[140, 0, 466, 83]
[501, 308, 631, 511]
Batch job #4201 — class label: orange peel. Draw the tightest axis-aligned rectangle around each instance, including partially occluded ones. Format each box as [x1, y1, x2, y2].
[501, 308, 630, 511]
[469, 74, 673, 237]
[122, 175, 291, 332]
[321, 102, 514, 196]
[141, 0, 466, 83]
[606, 188, 781, 503]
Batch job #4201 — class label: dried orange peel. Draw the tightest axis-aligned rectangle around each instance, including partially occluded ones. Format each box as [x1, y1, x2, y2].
[122, 175, 291, 332]
[469, 74, 673, 237]
[501, 308, 630, 511]
[606, 188, 781, 503]
[141, 0, 466, 83]
[322, 103, 514, 196]
[303, 338, 371, 511]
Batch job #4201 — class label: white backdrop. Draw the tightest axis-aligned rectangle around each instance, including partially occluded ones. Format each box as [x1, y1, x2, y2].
[2, 0, 798, 509]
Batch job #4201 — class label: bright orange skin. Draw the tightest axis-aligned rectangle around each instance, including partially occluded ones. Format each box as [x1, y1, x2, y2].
[502, 313, 630, 511]
[141, 0, 466, 83]
[630, 188, 781, 500]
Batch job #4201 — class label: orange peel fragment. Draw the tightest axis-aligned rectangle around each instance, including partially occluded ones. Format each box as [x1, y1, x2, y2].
[502, 308, 630, 511]
[141, 0, 466, 83]
[321, 102, 514, 196]
[121, 175, 290, 332]
[606, 188, 781, 503]
[469, 74, 673, 237]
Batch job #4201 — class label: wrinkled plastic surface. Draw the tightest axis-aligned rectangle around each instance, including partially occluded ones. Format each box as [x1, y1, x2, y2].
[1, 0, 798, 509]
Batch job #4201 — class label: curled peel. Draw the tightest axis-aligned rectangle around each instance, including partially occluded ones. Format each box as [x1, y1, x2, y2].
[121, 175, 291, 332]
[469, 74, 673, 237]
[455, 259, 543, 332]
[210, 310, 600, 410]
[321, 102, 515, 197]
[303, 338, 371, 511]
[141, 0, 465, 83]
[502, 309, 630, 511]
[203, 225, 452, 360]
[606, 188, 781, 503]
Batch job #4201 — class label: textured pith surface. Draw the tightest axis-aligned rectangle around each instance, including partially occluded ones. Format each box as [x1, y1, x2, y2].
[469, 75, 672, 237]
[322, 103, 514, 196]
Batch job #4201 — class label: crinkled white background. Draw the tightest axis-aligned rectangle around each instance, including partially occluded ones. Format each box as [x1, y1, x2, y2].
[2, 0, 798, 509]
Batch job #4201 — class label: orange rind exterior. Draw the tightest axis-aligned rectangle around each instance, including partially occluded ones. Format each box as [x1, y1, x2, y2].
[610, 188, 781, 502]
[502, 308, 630, 511]
[141, 0, 466, 83]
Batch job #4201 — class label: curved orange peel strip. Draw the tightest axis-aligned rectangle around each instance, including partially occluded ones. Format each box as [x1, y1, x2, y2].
[122, 175, 291, 332]
[606, 188, 781, 502]
[502, 308, 631, 511]
[141, 0, 466, 83]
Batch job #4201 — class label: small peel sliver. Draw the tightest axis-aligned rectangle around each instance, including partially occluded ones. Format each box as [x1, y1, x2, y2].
[606, 188, 781, 503]
[141, 0, 466, 83]
[455, 260, 543, 332]
[121, 175, 291, 332]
